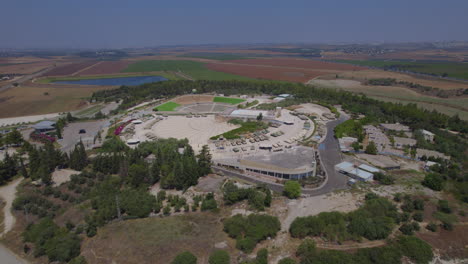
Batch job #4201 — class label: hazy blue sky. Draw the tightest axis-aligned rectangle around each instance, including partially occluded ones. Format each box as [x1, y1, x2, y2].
[2, 0, 467, 48]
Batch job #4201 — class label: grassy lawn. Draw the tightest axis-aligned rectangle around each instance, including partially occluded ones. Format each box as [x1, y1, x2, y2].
[334, 60, 468, 80]
[154, 101, 181, 111]
[122, 60, 252, 81]
[37, 72, 181, 83]
[213, 96, 246, 104]
[81, 213, 229, 264]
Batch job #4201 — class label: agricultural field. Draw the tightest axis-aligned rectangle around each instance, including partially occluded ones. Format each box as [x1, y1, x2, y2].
[0, 85, 110, 118]
[205, 58, 365, 82]
[37, 72, 180, 84]
[308, 79, 468, 119]
[334, 59, 468, 80]
[154, 101, 181, 111]
[43, 61, 98, 76]
[77, 60, 132, 75]
[122, 60, 252, 81]
[179, 53, 249, 61]
[213, 96, 245, 104]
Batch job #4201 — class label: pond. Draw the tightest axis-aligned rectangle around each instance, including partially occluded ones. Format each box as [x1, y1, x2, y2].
[52, 75, 167, 86]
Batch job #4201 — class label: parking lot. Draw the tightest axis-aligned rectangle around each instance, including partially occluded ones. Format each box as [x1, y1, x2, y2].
[60, 120, 109, 153]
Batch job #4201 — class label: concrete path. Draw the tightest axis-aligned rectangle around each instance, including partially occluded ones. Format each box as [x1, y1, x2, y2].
[0, 244, 28, 264]
[0, 178, 23, 237]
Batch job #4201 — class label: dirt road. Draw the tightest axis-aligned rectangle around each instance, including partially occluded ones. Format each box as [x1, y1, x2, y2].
[0, 178, 22, 237]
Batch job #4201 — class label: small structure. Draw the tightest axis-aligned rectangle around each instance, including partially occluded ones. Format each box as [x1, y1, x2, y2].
[32, 121, 56, 133]
[380, 123, 411, 132]
[273, 97, 286, 102]
[335, 161, 374, 182]
[278, 94, 292, 98]
[229, 109, 274, 120]
[424, 161, 438, 171]
[283, 120, 294, 125]
[132, 120, 143, 125]
[420, 129, 435, 142]
[358, 164, 380, 174]
[127, 139, 140, 145]
[393, 137, 416, 149]
[338, 137, 358, 152]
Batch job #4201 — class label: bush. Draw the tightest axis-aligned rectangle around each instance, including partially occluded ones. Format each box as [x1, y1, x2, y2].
[201, 193, 218, 211]
[255, 248, 268, 264]
[69, 256, 88, 264]
[296, 238, 316, 258]
[437, 200, 452, 214]
[278, 257, 296, 264]
[171, 251, 197, 264]
[373, 172, 394, 185]
[284, 181, 301, 199]
[399, 223, 416, 235]
[209, 250, 230, 264]
[426, 222, 438, 232]
[413, 212, 424, 222]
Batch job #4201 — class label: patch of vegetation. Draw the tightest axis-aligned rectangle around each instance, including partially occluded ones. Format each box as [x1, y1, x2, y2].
[283, 180, 301, 199]
[213, 96, 246, 104]
[223, 214, 280, 253]
[210, 120, 268, 140]
[179, 53, 248, 61]
[153, 101, 181, 111]
[222, 181, 271, 211]
[171, 251, 197, 264]
[334, 119, 364, 141]
[290, 195, 398, 242]
[209, 250, 230, 264]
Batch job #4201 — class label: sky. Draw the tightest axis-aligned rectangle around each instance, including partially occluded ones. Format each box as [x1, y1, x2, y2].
[1, 0, 467, 49]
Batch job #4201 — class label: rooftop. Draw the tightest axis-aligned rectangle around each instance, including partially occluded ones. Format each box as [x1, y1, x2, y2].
[380, 123, 410, 132]
[243, 146, 315, 171]
[230, 109, 271, 118]
[32, 120, 56, 130]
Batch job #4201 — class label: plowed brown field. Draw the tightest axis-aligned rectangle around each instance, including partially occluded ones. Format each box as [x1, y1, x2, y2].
[78, 61, 132, 75]
[43, 61, 97, 76]
[206, 58, 365, 82]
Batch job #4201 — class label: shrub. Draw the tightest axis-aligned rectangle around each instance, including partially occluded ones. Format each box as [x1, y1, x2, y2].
[255, 248, 268, 264]
[278, 257, 296, 264]
[413, 212, 424, 222]
[422, 173, 444, 191]
[296, 238, 316, 258]
[437, 200, 452, 214]
[426, 222, 438, 232]
[284, 181, 301, 199]
[171, 251, 197, 264]
[209, 250, 230, 264]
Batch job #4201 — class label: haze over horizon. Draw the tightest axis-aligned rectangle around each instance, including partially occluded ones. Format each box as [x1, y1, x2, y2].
[2, 0, 467, 49]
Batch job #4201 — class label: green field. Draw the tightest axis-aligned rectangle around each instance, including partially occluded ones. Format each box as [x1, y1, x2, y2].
[211, 120, 268, 140]
[334, 59, 468, 80]
[122, 60, 252, 81]
[154, 101, 181, 111]
[213, 96, 246, 104]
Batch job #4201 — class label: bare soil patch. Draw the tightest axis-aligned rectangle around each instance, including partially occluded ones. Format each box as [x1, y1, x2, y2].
[77, 60, 133, 75]
[417, 225, 468, 259]
[43, 61, 97, 77]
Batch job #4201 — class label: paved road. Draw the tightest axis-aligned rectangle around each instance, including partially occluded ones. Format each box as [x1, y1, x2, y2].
[0, 244, 28, 264]
[213, 113, 350, 196]
[0, 67, 52, 93]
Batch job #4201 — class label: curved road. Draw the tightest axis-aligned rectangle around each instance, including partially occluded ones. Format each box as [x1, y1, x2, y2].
[214, 113, 350, 196]
[0, 245, 28, 264]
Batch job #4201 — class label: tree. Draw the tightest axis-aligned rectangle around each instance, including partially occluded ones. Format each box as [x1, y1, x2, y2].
[171, 251, 197, 264]
[284, 181, 301, 199]
[365, 141, 378, 155]
[398, 236, 433, 264]
[55, 125, 62, 139]
[278, 258, 296, 264]
[257, 112, 263, 121]
[255, 248, 268, 264]
[209, 250, 230, 264]
[422, 173, 444, 191]
[38, 165, 52, 185]
[5, 129, 23, 146]
[128, 163, 148, 187]
[197, 145, 212, 176]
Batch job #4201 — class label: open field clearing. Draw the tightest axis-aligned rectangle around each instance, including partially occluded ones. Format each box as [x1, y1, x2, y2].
[122, 60, 252, 80]
[81, 213, 230, 264]
[179, 53, 249, 61]
[205, 58, 365, 82]
[334, 59, 468, 80]
[42, 61, 97, 76]
[323, 69, 468, 90]
[308, 79, 468, 119]
[77, 60, 132, 75]
[213, 96, 245, 104]
[0, 61, 58, 75]
[153, 101, 181, 111]
[0, 85, 109, 118]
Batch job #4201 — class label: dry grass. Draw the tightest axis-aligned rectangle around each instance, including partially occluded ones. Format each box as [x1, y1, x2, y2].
[81, 212, 233, 264]
[0, 85, 110, 118]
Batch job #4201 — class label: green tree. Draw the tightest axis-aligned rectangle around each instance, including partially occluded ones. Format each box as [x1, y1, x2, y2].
[257, 113, 263, 121]
[398, 236, 433, 264]
[171, 251, 197, 264]
[209, 250, 230, 264]
[365, 141, 378, 155]
[278, 257, 296, 264]
[255, 248, 268, 264]
[5, 129, 23, 146]
[197, 145, 212, 176]
[422, 173, 444, 191]
[284, 181, 301, 199]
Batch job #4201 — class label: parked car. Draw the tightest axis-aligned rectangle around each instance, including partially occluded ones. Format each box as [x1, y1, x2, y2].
[79, 129, 86, 134]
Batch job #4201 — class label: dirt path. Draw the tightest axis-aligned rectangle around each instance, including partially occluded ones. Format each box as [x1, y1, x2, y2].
[0, 178, 22, 237]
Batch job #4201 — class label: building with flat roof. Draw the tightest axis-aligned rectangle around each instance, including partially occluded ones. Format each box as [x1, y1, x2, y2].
[215, 146, 316, 180]
[335, 161, 374, 181]
[228, 109, 275, 120]
[420, 129, 435, 142]
[380, 123, 411, 132]
[393, 137, 416, 149]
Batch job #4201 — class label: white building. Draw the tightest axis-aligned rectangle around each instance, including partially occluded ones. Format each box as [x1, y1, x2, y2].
[421, 129, 435, 142]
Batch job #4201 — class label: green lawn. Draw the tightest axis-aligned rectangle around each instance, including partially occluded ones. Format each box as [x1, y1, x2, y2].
[334, 59, 468, 80]
[213, 96, 246, 104]
[154, 101, 181, 111]
[122, 60, 252, 81]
